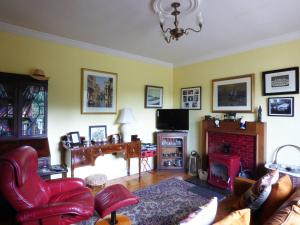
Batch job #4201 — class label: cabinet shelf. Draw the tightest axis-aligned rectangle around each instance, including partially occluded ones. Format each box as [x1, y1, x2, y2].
[0, 72, 48, 139]
[157, 132, 187, 171]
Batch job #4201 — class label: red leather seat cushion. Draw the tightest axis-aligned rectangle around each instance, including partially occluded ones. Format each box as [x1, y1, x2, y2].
[95, 184, 139, 218]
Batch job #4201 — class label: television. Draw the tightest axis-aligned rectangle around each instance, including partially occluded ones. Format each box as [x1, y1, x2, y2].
[156, 109, 189, 131]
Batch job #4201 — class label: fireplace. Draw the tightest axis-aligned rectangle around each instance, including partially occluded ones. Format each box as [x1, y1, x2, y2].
[201, 120, 266, 178]
[208, 152, 240, 190]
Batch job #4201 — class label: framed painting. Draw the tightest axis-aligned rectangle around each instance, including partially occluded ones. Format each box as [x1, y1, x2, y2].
[212, 74, 254, 112]
[144, 85, 163, 108]
[262, 67, 299, 95]
[89, 125, 107, 142]
[81, 68, 117, 114]
[268, 97, 294, 117]
[181, 86, 201, 110]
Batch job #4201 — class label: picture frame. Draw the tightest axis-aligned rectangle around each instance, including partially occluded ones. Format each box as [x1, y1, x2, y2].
[81, 68, 117, 114]
[262, 67, 299, 95]
[181, 86, 201, 110]
[212, 74, 254, 112]
[67, 131, 81, 146]
[268, 97, 294, 117]
[144, 85, 163, 108]
[89, 125, 107, 142]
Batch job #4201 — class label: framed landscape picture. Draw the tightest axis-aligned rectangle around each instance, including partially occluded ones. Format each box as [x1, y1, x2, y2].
[262, 67, 299, 95]
[268, 97, 294, 117]
[89, 125, 107, 142]
[145, 85, 163, 108]
[181, 86, 201, 110]
[81, 68, 117, 114]
[212, 74, 254, 112]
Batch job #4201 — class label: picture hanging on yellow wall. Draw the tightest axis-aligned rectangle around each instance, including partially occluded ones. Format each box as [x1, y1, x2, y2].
[145, 85, 163, 108]
[181, 86, 201, 110]
[212, 74, 254, 112]
[262, 67, 299, 96]
[81, 68, 117, 114]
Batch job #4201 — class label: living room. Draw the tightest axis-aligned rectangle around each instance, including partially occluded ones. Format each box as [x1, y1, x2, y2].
[0, 1, 300, 225]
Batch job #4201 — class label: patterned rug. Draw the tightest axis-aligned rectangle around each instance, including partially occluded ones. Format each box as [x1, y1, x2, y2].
[80, 178, 226, 225]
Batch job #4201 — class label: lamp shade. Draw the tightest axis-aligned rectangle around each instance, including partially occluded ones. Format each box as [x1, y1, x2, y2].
[116, 108, 135, 124]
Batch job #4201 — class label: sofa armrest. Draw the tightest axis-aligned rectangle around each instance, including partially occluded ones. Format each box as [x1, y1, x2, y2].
[234, 177, 256, 196]
[46, 178, 86, 196]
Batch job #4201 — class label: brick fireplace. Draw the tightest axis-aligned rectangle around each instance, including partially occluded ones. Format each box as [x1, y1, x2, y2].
[201, 120, 266, 178]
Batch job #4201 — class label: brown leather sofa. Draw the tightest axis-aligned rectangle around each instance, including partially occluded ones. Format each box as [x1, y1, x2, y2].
[215, 176, 300, 225]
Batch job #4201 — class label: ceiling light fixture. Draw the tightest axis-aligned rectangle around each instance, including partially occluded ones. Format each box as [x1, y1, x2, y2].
[158, 2, 203, 43]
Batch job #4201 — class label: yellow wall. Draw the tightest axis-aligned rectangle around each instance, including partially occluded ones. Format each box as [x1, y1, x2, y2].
[174, 39, 300, 165]
[1, 30, 300, 179]
[0, 31, 173, 179]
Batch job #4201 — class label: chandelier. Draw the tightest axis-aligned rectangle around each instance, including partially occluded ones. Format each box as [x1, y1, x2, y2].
[158, 2, 203, 43]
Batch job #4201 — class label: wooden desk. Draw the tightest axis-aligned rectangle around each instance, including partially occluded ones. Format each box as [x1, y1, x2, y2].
[60, 141, 141, 178]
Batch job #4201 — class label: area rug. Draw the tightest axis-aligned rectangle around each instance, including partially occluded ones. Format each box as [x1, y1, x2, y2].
[80, 178, 226, 225]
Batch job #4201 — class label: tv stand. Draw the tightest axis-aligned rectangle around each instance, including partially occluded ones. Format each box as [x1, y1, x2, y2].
[156, 131, 187, 171]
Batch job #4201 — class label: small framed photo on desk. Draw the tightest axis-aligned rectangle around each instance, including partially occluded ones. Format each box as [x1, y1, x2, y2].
[67, 131, 81, 147]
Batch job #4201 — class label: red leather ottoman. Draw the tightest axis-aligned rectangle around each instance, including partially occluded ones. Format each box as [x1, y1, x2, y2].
[95, 184, 139, 225]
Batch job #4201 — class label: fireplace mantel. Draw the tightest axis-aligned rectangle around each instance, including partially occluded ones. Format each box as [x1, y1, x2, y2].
[201, 120, 266, 177]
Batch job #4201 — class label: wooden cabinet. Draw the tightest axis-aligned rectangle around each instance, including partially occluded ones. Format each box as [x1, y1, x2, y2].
[0, 72, 48, 140]
[157, 132, 187, 171]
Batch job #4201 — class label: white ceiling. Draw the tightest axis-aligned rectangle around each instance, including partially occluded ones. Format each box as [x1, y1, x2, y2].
[1, 0, 300, 67]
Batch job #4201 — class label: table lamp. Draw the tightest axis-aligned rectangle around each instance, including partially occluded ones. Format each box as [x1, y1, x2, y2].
[116, 108, 135, 142]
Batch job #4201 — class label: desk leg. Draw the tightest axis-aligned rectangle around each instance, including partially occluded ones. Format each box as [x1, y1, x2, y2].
[138, 156, 141, 180]
[71, 166, 74, 178]
[127, 159, 130, 176]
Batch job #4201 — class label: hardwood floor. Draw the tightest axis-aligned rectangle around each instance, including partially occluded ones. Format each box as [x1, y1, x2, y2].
[91, 170, 192, 195]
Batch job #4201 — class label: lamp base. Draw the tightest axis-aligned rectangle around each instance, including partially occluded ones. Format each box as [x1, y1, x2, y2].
[120, 123, 132, 142]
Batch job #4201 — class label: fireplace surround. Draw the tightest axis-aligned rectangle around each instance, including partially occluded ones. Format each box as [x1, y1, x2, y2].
[201, 120, 266, 178]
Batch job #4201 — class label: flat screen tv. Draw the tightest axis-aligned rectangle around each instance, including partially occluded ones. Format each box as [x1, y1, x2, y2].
[156, 109, 189, 131]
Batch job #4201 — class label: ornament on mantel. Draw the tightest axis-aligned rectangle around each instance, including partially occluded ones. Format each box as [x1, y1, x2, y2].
[257, 106, 262, 122]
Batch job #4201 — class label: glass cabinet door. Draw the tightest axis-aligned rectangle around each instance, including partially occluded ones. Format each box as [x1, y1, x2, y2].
[0, 82, 15, 137]
[21, 84, 47, 137]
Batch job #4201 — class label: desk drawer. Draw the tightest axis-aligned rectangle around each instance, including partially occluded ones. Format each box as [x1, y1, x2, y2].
[72, 148, 92, 166]
[127, 142, 141, 158]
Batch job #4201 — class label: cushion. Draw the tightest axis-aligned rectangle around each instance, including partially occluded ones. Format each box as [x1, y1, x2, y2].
[234, 169, 279, 211]
[179, 197, 218, 225]
[263, 187, 300, 225]
[259, 175, 293, 224]
[212, 208, 251, 225]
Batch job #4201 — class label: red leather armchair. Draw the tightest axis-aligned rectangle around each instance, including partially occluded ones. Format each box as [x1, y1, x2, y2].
[0, 146, 94, 225]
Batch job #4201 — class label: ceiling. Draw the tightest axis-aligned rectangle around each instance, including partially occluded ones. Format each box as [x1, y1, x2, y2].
[1, 0, 300, 67]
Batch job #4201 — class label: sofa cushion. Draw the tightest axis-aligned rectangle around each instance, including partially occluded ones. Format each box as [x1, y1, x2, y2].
[212, 208, 251, 225]
[263, 187, 300, 225]
[179, 197, 218, 225]
[259, 175, 293, 224]
[234, 170, 279, 211]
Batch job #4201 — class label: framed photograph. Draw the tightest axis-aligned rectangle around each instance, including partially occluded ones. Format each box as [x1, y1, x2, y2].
[89, 125, 107, 142]
[67, 131, 81, 146]
[181, 86, 201, 110]
[212, 74, 254, 112]
[81, 68, 117, 114]
[262, 67, 299, 95]
[145, 85, 163, 108]
[268, 97, 294, 117]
